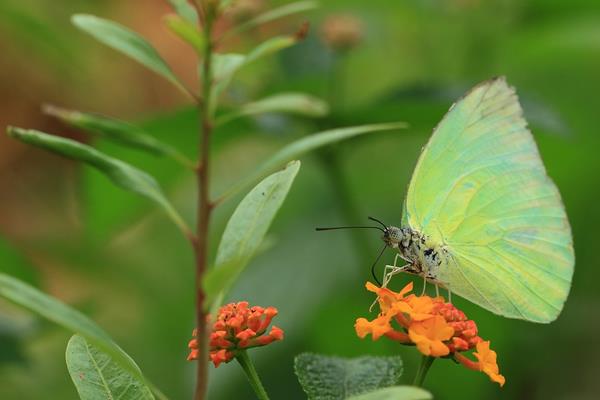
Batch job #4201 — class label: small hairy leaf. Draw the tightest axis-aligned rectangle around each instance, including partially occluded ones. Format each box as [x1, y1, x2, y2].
[0, 274, 165, 399]
[347, 386, 432, 400]
[7, 127, 187, 234]
[72, 14, 186, 93]
[43, 105, 193, 167]
[219, 122, 407, 201]
[217, 92, 329, 125]
[66, 335, 154, 400]
[205, 161, 300, 310]
[294, 353, 404, 400]
[164, 14, 203, 54]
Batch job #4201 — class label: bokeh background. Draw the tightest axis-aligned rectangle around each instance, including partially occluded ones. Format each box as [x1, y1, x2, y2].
[1, 0, 599, 399]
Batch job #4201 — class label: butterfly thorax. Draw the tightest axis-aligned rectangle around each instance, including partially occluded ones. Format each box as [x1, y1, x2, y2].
[382, 226, 448, 281]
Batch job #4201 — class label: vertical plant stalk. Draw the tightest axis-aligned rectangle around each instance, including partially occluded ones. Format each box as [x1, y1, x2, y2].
[194, 2, 215, 400]
[413, 355, 435, 387]
[236, 350, 270, 400]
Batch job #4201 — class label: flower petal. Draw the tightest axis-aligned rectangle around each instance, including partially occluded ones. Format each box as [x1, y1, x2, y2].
[474, 341, 505, 387]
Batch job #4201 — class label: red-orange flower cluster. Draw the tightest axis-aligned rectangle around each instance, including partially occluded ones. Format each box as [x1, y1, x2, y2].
[355, 281, 505, 386]
[188, 301, 284, 367]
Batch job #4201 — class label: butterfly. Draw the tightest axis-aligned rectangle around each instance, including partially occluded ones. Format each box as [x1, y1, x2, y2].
[320, 77, 574, 323]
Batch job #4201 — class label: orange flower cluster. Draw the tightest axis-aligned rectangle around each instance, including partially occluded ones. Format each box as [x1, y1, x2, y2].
[188, 302, 284, 367]
[355, 281, 505, 386]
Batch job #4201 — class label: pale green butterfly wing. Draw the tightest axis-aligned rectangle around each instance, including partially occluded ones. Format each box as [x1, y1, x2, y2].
[403, 77, 574, 322]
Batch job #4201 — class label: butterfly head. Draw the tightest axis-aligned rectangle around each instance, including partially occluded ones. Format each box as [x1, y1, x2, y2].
[382, 226, 404, 248]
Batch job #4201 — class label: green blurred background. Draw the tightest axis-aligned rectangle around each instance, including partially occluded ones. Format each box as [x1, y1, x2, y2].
[1, 0, 598, 399]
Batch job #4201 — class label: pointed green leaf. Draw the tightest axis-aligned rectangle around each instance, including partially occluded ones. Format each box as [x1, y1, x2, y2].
[7, 127, 188, 235]
[245, 35, 297, 63]
[228, 1, 318, 37]
[164, 14, 204, 54]
[294, 353, 404, 400]
[347, 386, 433, 400]
[66, 335, 155, 400]
[0, 274, 166, 400]
[43, 105, 194, 168]
[166, 0, 199, 24]
[218, 122, 408, 201]
[72, 14, 187, 94]
[217, 92, 329, 125]
[205, 161, 300, 310]
[212, 53, 247, 83]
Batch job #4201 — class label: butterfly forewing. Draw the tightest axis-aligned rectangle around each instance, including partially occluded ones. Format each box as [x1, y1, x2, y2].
[403, 77, 574, 322]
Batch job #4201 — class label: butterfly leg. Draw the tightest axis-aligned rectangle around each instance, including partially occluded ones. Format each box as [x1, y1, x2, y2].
[431, 279, 452, 302]
[371, 264, 409, 312]
[380, 254, 408, 288]
[420, 274, 427, 296]
[382, 263, 410, 288]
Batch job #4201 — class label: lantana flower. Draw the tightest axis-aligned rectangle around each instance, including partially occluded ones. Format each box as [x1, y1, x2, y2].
[188, 301, 284, 367]
[355, 281, 505, 387]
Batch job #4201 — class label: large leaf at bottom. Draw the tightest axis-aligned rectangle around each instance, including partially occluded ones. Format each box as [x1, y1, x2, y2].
[347, 386, 432, 400]
[204, 161, 300, 310]
[294, 353, 403, 400]
[66, 335, 155, 400]
[0, 274, 165, 399]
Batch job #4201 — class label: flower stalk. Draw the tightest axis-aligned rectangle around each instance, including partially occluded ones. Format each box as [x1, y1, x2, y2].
[236, 350, 270, 400]
[413, 355, 434, 387]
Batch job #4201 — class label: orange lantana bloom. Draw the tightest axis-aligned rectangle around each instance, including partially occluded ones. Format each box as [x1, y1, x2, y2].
[188, 301, 283, 367]
[355, 281, 505, 387]
[408, 315, 454, 357]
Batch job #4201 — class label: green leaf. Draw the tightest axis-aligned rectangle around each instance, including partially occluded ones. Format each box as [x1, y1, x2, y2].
[72, 14, 187, 95]
[66, 335, 155, 400]
[6, 127, 189, 235]
[166, 0, 199, 24]
[216, 92, 329, 125]
[164, 14, 204, 54]
[204, 161, 301, 310]
[212, 53, 247, 84]
[218, 122, 407, 201]
[294, 353, 404, 400]
[43, 105, 194, 167]
[245, 35, 298, 64]
[227, 1, 318, 37]
[347, 386, 433, 400]
[210, 35, 299, 111]
[0, 274, 166, 400]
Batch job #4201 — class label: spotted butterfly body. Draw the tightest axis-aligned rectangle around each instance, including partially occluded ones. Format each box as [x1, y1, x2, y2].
[386, 77, 574, 323]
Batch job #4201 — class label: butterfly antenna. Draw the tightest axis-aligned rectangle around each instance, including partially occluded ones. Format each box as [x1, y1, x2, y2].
[370, 244, 388, 286]
[367, 216, 388, 230]
[315, 226, 384, 232]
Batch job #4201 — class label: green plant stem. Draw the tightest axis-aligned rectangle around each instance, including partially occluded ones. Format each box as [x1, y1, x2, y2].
[193, 2, 215, 400]
[236, 350, 270, 400]
[413, 356, 435, 387]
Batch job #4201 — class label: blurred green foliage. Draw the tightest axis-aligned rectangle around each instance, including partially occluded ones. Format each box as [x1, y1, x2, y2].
[1, 0, 599, 399]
